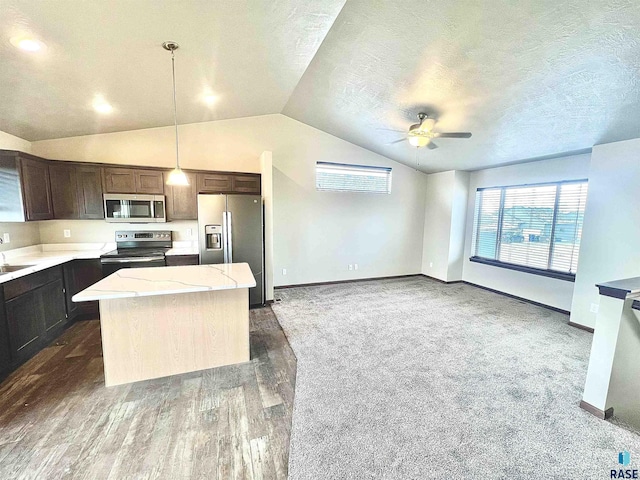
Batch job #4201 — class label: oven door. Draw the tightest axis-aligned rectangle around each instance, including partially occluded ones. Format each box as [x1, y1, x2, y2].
[103, 194, 166, 223]
[101, 256, 166, 277]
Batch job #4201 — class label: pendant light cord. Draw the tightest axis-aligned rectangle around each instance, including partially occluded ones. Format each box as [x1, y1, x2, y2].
[170, 49, 180, 170]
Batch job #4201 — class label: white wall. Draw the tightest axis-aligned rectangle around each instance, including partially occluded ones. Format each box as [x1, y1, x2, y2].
[461, 153, 591, 312]
[272, 125, 426, 286]
[448, 171, 470, 281]
[421, 171, 455, 281]
[260, 151, 274, 301]
[421, 170, 469, 282]
[31, 114, 428, 287]
[570, 138, 640, 328]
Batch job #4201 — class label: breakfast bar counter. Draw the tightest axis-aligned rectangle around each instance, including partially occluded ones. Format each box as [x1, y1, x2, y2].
[73, 263, 256, 386]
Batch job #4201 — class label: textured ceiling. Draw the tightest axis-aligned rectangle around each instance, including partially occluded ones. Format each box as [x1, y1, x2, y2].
[283, 0, 640, 171]
[1, 0, 640, 172]
[0, 0, 345, 140]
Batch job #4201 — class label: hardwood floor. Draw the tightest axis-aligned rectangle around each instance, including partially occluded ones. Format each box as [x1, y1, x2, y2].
[0, 307, 296, 480]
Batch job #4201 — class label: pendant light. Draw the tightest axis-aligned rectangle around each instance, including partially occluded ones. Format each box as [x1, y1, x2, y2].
[163, 41, 189, 186]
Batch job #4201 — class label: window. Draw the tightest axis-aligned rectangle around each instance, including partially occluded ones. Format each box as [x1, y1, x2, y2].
[471, 180, 588, 280]
[316, 162, 392, 194]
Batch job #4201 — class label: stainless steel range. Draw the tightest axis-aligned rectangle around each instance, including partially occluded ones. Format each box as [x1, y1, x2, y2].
[100, 230, 172, 277]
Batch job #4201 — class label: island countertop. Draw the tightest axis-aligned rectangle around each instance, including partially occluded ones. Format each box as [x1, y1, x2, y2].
[73, 262, 256, 302]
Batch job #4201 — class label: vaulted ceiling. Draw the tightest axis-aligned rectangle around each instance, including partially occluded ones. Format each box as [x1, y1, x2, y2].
[1, 0, 640, 172]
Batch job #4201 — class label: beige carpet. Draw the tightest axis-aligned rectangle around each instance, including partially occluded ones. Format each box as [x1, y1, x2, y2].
[272, 276, 640, 480]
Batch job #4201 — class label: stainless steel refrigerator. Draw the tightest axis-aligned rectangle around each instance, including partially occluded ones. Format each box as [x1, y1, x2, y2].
[198, 194, 264, 306]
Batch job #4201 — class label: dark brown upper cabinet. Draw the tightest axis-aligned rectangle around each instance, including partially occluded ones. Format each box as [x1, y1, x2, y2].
[0, 149, 261, 223]
[232, 174, 261, 194]
[20, 156, 54, 220]
[197, 173, 233, 193]
[135, 170, 164, 194]
[50, 163, 104, 220]
[102, 167, 136, 193]
[49, 162, 79, 219]
[103, 167, 164, 194]
[76, 165, 104, 219]
[165, 171, 197, 220]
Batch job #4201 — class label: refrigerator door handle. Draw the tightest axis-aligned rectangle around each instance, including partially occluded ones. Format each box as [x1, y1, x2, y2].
[227, 211, 233, 263]
[222, 211, 228, 263]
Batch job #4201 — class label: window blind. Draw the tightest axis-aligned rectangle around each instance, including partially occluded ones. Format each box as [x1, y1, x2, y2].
[316, 162, 392, 194]
[471, 180, 588, 276]
[550, 182, 588, 273]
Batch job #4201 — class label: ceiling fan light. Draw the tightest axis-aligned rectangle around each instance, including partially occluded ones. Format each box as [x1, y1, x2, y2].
[422, 118, 436, 131]
[166, 167, 189, 186]
[409, 136, 430, 148]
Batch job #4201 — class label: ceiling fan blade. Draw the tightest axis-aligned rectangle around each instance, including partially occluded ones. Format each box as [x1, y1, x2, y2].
[427, 142, 439, 150]
[434, 132, 472, 138]
[386, 138, 406, 145]
[377, 128, 406, 133]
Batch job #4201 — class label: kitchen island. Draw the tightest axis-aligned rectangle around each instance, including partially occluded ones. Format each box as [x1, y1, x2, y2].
[73, 262, 256, 386]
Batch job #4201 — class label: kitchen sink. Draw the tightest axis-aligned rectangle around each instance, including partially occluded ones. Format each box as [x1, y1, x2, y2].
[0, 264, 35, 274]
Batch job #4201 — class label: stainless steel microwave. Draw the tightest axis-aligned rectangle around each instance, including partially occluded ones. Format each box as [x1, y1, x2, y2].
[103, 194, 166, 223]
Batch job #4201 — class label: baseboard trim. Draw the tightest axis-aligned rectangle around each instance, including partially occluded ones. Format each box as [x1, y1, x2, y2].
[568, 321, 595, 333]
[579, 400, 613, 420]
[274, 276, 577, 322]
[461, 281, 571, 316]
[275, 274, 422, 290]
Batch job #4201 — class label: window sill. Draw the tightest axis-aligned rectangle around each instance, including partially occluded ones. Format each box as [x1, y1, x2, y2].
[469, 256, 576, 282]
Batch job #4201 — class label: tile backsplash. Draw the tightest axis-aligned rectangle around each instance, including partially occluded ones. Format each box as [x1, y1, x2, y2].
[38, 220, 198, 245]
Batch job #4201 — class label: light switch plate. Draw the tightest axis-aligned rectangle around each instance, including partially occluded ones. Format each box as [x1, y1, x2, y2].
[590, 303, 599, 314]
[282, 268, 287, 275]
[2, 233, 9, 244]
[63, 229, 71, 238]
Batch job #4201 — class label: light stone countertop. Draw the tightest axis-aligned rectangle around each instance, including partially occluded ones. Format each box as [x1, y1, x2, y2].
[165, 246, 199, 256]
[72, 262, 256, 302]
[0, 241, 200, 285]
[0, 243, 116, 284]
[165, 240, 199, 256]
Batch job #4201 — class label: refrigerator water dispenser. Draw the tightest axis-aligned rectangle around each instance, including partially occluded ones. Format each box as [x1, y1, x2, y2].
[205, 225, 222, 250]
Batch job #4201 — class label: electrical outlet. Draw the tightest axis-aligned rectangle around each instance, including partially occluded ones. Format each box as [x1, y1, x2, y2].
[354, 264, 358, 270]
[590, 303, 599, 314]
[187, 228, 193, 237]
[63, 229, 71, 238]
[348, 264, 353, 271]
[429, 262, 433, 268]
[282, 268, 287, 276]
[2, 233, 9, 244]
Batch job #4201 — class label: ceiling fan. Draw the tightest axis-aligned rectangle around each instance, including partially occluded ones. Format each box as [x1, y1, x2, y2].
[386, 113, 472, 149]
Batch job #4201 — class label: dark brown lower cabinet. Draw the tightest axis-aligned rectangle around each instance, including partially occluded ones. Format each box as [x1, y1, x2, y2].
[2, 265, 72, 372]
[5, 286, 47, 363]
[63, 259, 101, 320]
[0, 291, 11, 377]
[165, 254, 199, 266]
[41, 279, 67, 335]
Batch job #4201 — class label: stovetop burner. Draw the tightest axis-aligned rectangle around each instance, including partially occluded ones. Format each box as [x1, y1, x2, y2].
[101, 247, 170, 259]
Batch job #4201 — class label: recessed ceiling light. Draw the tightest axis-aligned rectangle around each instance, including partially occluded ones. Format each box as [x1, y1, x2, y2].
[10, 36, 46, 52]
[203, 93, 219, 106]
[92, 97, 113, 114]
